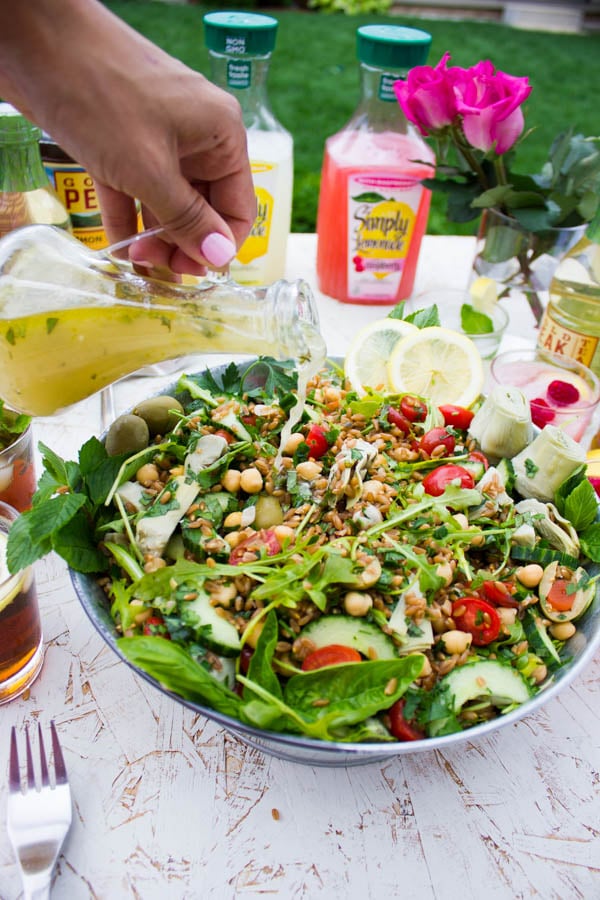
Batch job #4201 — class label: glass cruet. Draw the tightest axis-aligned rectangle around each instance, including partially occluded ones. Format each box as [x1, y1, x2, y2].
[0, 224, 325, 416]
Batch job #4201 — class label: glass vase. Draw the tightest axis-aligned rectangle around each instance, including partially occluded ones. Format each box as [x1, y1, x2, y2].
[471, 208, 587, 327]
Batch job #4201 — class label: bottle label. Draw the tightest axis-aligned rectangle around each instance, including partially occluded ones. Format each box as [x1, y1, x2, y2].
[378, 74, 398, 103]
[538, 305, 599, 368]
[234, 160, 275, 274]
[44, 161, 108, 249]
[347, 174, 422, 301]
[226, 60, 251, 90]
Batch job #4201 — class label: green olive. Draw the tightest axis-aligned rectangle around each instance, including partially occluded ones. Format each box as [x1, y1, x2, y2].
[105, 414, 150, 457]
[253, 494, 284, 529]
[132, 395, 184, 436]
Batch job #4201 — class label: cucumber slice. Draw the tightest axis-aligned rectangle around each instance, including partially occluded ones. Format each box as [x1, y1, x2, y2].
[461, 458, 486, 483]
[183, 591, 241, 657]
[442, 659, 532, 712]
[300, 615, 397, 660]
[510, 545, 580, 570]
[496, 457, 515, 493]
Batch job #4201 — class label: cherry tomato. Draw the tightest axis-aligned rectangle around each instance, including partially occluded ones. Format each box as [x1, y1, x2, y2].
[480, 580, 520, 609]
[142, 615, 170, 638]
[388, 699, 425, 741]
[452, 597, 501, 646]
[229, 528, 282, 565]
[546, 579, 575, 612]
[422, 464, 474, 496]
[386, 407, 411, 435]
[468, 450, 489, 471]
[439, 404, 475, 430]
[213, 429, 235, 444]
[305, 424, 329, 459]
[418, 427, 456, 456]
[301, 644, 362, 671]
[400, 395, 427, 423]
[241, 413, 257, 426]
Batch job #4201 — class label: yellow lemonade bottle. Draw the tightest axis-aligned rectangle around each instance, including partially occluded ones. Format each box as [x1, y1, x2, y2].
[204, 12, 293, 286]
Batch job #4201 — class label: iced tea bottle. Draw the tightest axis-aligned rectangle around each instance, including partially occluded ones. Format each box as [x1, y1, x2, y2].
[204, 11, 293, 286]
[316, 25, 435, 305]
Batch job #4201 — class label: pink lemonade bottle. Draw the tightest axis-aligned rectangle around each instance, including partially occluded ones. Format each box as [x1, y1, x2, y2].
[316, 25, 435, 305]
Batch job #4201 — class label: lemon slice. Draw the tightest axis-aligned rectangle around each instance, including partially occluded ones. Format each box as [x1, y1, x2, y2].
[344, 317, 418, 395]
[469, 276, 498, 313]
[387, 326, 485, 407]
[0, 531, 25, 614]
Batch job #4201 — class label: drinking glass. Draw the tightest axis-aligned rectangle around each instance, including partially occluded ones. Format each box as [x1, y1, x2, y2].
[0, 420, 35, 511]
[406, 288, 509, 360]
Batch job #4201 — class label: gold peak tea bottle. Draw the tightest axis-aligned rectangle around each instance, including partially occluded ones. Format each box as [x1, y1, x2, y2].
[204, 11, 293, 286]
[0, 104, 71, 238]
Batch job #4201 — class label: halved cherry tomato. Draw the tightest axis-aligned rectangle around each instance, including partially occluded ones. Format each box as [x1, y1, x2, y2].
[480, 580, 520, 609]
[439, 404, 475, 430]
[546, 579, 575, 612]
[301, 644, 362, 671]
[468, 450, 489, 471]
[400, 395, 427, 423]
[386, 407, 411, 435]
[142, 615, 171, 638]
[422, 464, 474, 496]
[452, 597, 501, 646]
[213, 429, 235, 444]
[388, 699, 425, 741]
[241, 413, 257, 426]
[229, 528, 282, 565]
[305, 424, 329, 459]
[418, 427, 456, 456]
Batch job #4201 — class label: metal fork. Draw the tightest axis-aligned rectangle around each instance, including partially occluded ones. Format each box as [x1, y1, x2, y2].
[7, 722, 72, 900]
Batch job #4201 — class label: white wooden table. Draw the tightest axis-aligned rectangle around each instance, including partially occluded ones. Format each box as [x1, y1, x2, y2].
[1, 235, 598, 900]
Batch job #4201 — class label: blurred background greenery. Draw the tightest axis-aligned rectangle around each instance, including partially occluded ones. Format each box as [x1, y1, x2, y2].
[106, 1, 600, 235]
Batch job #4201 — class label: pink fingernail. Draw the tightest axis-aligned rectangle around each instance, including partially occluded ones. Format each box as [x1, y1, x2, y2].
[200, 232, 236, 268]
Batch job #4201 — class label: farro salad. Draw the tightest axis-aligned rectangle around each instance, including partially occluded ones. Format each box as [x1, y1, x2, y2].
[8, 357, 600, 743]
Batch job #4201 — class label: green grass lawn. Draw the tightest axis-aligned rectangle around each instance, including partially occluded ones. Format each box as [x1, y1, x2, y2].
[106, 1, 600, 235]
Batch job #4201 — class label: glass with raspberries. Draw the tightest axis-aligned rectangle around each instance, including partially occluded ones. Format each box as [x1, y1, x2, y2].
[489, 348, 600, 443]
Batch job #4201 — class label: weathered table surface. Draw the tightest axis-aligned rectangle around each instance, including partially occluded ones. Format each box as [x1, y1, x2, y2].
[1, 234, 599, 900]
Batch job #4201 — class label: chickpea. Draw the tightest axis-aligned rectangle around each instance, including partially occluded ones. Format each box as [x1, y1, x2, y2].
[296, 460, 322, 481]
[243, 615, 265, 649]
[440, 630, 472, 655]
[223, 511, 243, 529]
[531, 664, 548, 684]
[435, 562, 454, 587]
[343, 591, 373, 617]
[143, 556, 167, 574]
[240, 467, 264, 494]
[497, 607, 517, 627]
[549, 621, 576, 641]
[453, 513, 469, 530]
[136, 462, 160, 487]
[282, 432, 305, 456]
[516, 564, 544, 588]
[208, 583, 237, 607]
[355, 556, 382, 588]
[222, 468, 242, 493]
[273, 524, 295, 545]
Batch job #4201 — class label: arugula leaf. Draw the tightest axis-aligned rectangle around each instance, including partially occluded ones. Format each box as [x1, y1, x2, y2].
[118, 636, 242, 717]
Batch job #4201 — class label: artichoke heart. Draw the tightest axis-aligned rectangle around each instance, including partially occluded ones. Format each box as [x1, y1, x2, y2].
[515, 498, 580, 557]
[327, 438, 377, 508]
[511, 425, 586, 502]
[468, 387, 533, 463]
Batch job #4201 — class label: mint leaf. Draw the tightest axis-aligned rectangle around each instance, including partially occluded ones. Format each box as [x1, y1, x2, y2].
[405, 305, 441, 329]
[579, 522, 600, 562]
[561, 478, 599, 531]
[460, 304, 493, 335]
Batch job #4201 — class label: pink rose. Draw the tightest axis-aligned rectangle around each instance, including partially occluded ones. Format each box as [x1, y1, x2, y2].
[394, 52, 457, 136]
[449, 60, 531, 154]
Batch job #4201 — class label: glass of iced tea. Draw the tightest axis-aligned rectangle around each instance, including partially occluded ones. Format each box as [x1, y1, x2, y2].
[0, 407, 35, 511]
[0, 501, 43, 703]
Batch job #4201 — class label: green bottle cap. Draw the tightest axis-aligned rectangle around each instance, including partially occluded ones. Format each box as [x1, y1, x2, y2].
[357, 25, 431, 69]
[0, 103, 41, 144]
[203, 11, 278, 56]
